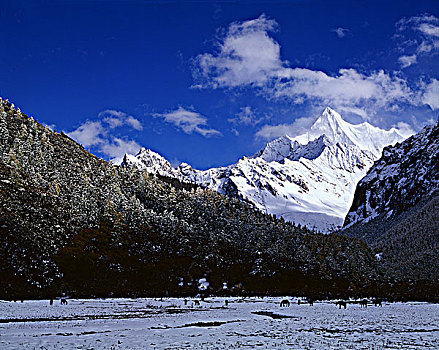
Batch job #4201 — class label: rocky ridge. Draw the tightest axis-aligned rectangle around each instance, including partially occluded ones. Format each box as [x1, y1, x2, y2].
[345, 119, 439, 228]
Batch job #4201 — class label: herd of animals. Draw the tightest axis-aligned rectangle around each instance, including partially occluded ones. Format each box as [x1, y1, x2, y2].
[279, 298, 382, 308]
[10, 297, 383, 309]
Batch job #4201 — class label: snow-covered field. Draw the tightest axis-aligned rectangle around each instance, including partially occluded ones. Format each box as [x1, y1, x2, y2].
[1, 297, 438, 349]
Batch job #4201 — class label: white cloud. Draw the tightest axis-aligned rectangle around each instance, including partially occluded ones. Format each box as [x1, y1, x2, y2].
[101, 138, 142, 164]
[336, 106, 369, 121]
[98, 109, 143, 131]
[331, 27, 349, 38]
[398, 54, 417, 68]
[43, 122, 56, 131]
[98, 109, 126, 118]
[397, 14, 439, 31]
[255, 115, 316, 140]
[228, 106, 262, 126]
[153, 107, 222, 137]
[422, 79, 439, 110]
[194, 15, 417, 117]
[126, 116, 143, 131]
[99, 109, 126, 129]
[394, 121, 415, 138]
[270, 68, 414, 111]
[194, 14, 286, 89]
[418, 22, 439, 37]
[397, 14, 439, 68]
[67, 109, 143, 161]
[103, 117, 124, 129]
[68, 121, 106, 147]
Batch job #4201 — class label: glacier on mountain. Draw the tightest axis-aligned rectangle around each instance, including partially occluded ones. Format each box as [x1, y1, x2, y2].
[122, 107, 405, 232]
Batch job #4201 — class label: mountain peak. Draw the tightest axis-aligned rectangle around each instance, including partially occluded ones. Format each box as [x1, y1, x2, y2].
[121, 147, 178, 178]
[321, 106, 338, 118]
[292, 108, 405, 158]
[292, 107, 352, 147]
[314, 107, 345, 131]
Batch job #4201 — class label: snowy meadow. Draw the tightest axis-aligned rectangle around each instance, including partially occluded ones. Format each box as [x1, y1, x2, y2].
[1, 297, 438, 349]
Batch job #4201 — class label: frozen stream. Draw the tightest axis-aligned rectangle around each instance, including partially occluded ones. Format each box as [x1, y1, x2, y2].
[1, 297, 438, 349]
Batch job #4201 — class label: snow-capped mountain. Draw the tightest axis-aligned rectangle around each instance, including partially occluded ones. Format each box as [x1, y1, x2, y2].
[122, 148, 181, 179]
[344, 118, 439, 229]
[122, 107, 405, 232]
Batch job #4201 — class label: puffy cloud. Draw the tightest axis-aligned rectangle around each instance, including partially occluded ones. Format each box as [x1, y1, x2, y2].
[67, 109, 143, 161]
[270, 68, 414, 111]
[194, 15, 417, 117]
[153, 107, 222, 137]
[98, 109, 143, 131]
[193, 14, 286, 89]
[68, 120, 106, 147]
[331, 27, 349, 38]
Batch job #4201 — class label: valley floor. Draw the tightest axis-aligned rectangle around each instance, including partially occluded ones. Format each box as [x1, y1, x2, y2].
[1, 297, 438, 349]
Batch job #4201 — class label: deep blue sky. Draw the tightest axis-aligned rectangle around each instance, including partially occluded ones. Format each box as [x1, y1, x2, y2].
[1, 0, 438, 168]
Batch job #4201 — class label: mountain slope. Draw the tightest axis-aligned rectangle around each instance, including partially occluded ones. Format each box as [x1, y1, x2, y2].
[343, 120, 439, 280]
[123, 108, 404, 232]
[345, 119, 439, 229]
[0, 98, 378, 299]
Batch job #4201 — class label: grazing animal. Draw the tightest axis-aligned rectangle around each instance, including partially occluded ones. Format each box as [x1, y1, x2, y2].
[60, 298, 68, 305]
[360, 299, 368, 308]
[336, 301, 347, 309]
[194, 300, 200, 306]
[280, 299, 290, 307]
[373, 299, 382, 307]
[307, 298, 314, 306]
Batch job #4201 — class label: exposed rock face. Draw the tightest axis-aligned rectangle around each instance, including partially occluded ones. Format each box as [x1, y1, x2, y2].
[345, 119, 439, 229]
[343, 120, 439, 281]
